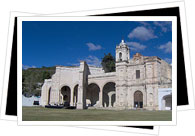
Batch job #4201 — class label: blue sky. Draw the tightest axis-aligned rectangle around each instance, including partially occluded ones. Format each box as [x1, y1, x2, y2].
[22, 21, 172, 69]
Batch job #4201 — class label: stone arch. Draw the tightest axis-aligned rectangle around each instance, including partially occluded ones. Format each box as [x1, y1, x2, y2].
[61, 86, 71, 106]
[73, 84, 79, 106]
[162, 94, 172, 110]
[59, 84, 71, 91]
[87, 83, 100, 107]
[102, 80, 116, 88]
[134, 91, 143, 108]
[103, 82, 116, 107]
[48, 87, 51, 105]
[88, 81, 101, 87]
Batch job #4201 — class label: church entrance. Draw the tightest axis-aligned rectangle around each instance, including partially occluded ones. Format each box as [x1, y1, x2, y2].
[134, 91, 143, 108]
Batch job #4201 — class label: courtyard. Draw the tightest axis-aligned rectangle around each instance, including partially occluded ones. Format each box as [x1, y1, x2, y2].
[22, 106, 172, 121]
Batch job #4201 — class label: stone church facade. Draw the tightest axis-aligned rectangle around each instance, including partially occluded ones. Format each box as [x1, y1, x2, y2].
[41, 40, 172, 110]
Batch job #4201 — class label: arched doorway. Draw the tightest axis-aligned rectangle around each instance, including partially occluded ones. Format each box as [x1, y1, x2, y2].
[134, 91, 143, 108]
[73, 84, 78, 106]
[103, 82, 116, 107]
[86, 83, 100, 107]
[61, 86, 71, 106]
[48, 87, 51, 105]
[162, 94, 172, 110]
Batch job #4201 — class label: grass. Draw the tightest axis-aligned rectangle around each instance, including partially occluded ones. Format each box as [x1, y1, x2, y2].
[22, 106, 172, 121]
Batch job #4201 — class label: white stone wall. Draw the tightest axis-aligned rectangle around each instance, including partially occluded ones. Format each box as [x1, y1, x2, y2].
[41, 79, 52, 106]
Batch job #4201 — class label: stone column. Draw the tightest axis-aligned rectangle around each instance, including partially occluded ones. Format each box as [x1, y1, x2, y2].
[77, 61, 88, 109]
[70, 88, 74, 106]
[108, 94, 112, 107]
[73, 95, 74, 106]
[58, 90, 61, 105]
[99, 86, 103, 107]
[60, 94, 63, 104]
[77, 85, 83, 109]
[153, 85, 159, 110]
[162, 99, 166, 110]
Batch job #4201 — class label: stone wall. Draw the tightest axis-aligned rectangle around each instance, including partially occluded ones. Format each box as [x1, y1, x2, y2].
[41, 79, 52, 106]
[40, 41, 172, 111]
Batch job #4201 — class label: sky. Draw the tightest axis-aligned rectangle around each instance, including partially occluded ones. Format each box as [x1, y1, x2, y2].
[22, 21, 172, 69]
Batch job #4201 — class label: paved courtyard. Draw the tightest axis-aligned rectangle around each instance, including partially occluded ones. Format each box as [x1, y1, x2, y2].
[22, 106, 172, 121]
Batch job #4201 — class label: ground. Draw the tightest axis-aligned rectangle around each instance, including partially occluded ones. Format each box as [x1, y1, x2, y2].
[22, 106, 172, 121]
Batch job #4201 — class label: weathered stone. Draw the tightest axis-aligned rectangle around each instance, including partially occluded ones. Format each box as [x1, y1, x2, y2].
[41, 40, 172, 110]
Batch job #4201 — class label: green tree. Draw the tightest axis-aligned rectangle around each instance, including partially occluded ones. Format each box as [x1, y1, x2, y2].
[42, 71, 51, 81]
[101, 53, 116, 73]
[22, 66, 55, 96]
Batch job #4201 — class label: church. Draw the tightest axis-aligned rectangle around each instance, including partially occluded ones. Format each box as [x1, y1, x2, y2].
[41, 40, 172, 110]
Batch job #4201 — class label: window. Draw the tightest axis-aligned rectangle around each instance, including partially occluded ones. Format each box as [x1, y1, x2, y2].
[119, 52, 122, 61]
[136, 70, 140, 79]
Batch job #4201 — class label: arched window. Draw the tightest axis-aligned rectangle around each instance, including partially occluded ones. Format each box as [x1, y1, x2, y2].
[119, 52, 122, 61]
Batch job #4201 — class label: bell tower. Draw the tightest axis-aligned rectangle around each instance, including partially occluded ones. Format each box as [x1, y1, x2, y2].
[115, 40, 130, 109]
[116, 40, 130, 62]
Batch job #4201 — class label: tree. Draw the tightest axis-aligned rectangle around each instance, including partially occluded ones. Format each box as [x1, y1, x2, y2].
[101, 53, 116, 73]
[22, 67, 55, 97]
[42, 71, 51, 81]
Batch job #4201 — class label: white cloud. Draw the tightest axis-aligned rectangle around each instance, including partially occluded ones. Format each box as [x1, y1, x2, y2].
[153, 21, 172, 32]
[158, 41, 172, 53]
[138, 21, 150, 26]
[69, 56, 101, 67]
[128, 26, 157, 41]
[67, 62, 80, 66]
[86, 42, 102, 51]
[83, 55, 101, 67]
[126, 42, 147, 51]
[164, 58, 172, 64]
[22, 64, 36, 70]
